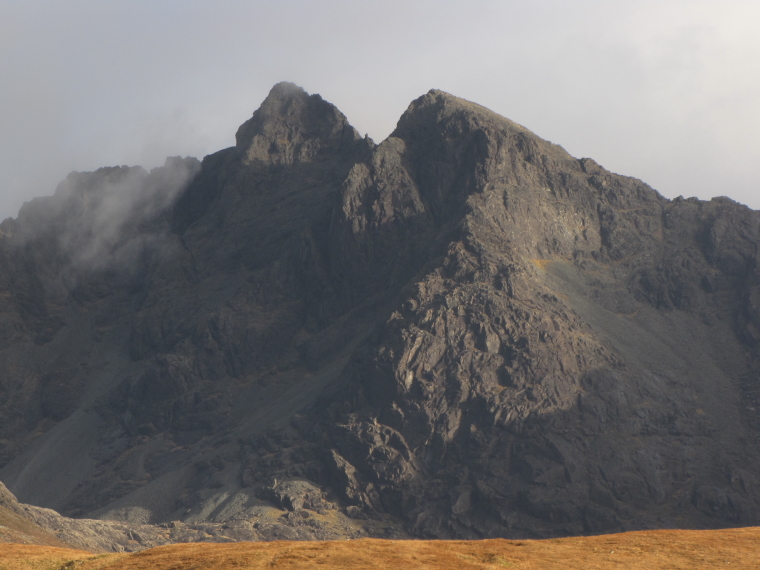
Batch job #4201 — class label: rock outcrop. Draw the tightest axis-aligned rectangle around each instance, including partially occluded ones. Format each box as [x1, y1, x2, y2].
[1, 82, 759, 544]
[0, 480, 376, 552]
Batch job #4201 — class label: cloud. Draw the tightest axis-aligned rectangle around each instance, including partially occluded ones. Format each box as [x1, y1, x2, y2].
[11, 157, 200, 278]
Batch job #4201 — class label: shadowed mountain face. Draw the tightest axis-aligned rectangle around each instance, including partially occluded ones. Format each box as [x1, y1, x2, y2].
[1, 82, 760, 545]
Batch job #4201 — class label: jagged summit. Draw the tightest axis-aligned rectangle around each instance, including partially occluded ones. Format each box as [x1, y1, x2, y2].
[397, 88, 533, 137]
[0, 84, 759, 549]
[234, 81, 365, 166]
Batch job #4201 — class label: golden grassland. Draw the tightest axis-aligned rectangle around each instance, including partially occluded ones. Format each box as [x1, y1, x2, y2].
[2, 528, 760, 569]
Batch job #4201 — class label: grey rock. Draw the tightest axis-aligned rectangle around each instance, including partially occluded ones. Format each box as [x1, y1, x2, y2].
[0, 82, 760, 545]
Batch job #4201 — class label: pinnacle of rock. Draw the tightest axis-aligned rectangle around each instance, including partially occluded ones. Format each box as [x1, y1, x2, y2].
[234, 81, 363, 166]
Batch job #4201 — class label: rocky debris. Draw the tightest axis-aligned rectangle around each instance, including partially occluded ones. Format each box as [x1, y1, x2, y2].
[0, 480, 382, 552]
[1, 480, 170, 551]
[0, 82, 760, 544]
[254, 479, 330, 513]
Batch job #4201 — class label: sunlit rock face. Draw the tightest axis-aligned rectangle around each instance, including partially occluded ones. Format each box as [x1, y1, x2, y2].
[1, 82, 760, 547]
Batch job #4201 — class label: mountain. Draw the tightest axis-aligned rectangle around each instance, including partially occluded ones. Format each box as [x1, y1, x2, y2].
[1, 82, 759, 545]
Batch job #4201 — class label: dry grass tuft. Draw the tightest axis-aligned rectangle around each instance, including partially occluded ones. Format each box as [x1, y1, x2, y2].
[529, 259, 552, 270]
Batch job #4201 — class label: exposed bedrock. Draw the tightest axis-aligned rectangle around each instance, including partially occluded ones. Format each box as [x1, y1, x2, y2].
[0, 83, 758, 545]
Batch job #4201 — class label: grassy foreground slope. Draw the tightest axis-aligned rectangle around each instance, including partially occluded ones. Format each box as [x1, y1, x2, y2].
[2, 529, 759, 569]
[0, 504, 72, 549]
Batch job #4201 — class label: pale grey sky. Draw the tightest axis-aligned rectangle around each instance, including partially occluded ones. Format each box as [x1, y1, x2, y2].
[1, 0, 758, 220]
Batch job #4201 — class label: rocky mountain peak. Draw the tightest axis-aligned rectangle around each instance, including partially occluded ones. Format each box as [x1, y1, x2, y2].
[1, 84, 760, 547]
[394, 88, 532, 142]
[234, 81, 364, 166]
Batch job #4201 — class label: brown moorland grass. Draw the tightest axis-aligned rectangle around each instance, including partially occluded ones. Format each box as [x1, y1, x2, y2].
[2, 528, 759, 569]
[0, 544, 92, 570]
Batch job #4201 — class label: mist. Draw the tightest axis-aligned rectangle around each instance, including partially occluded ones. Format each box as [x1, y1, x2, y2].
[4, 157, 200, 293]
[1, 0, 758, 220]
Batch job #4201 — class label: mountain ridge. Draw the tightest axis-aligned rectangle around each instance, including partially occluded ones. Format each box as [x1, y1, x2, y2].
[0, 82, 758, 547]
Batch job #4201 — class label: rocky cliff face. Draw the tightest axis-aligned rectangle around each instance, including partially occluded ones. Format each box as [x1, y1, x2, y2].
[1, 82, 759, 546]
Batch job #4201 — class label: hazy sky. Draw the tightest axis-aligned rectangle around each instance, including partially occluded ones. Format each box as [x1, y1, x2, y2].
[1, 0, 758, 220]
